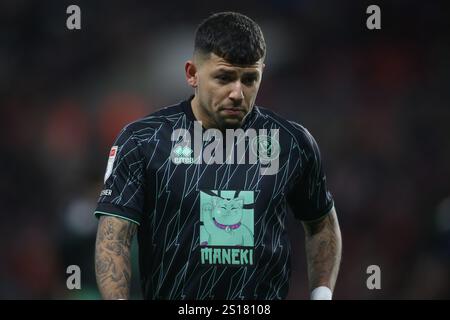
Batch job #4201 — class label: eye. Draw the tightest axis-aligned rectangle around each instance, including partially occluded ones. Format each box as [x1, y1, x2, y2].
[242, 76, 257, 86]
[216, 75, 232, 83]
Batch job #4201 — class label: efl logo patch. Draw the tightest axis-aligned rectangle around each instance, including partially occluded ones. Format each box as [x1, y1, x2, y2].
[199, 190, 254, 266]
[109, 147, 117, 157]
[104, 146, 118, 183]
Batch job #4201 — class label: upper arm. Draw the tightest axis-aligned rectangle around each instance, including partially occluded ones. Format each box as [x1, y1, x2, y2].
[287, 127, 334, 221]
[95, 128, 147, 226]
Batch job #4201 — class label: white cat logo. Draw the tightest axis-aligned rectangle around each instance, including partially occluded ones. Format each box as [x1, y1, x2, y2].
[104, 146, 118, 183]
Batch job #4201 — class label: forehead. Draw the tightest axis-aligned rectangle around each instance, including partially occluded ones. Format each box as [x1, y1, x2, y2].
[204, 53, 263, 73]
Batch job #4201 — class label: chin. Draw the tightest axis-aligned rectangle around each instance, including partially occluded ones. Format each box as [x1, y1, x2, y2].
[221, 118, 243, 129]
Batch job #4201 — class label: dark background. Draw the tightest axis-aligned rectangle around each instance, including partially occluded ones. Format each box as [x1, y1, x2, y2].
[1, 0, 449, 299]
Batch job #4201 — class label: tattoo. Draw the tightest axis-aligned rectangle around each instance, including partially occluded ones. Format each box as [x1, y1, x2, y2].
[302, 207, 342, 292]
[95, 216, 137, 300]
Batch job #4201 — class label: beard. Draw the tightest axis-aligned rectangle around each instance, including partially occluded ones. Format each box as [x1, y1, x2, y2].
[215, 105, 248, 130]
[215, 113, 245, 131]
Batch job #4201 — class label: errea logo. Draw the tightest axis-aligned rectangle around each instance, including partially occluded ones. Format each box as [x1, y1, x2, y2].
[172, 145, 194, 164]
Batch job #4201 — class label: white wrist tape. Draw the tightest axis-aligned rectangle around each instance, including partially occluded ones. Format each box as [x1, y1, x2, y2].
[310, 286, 332, 300]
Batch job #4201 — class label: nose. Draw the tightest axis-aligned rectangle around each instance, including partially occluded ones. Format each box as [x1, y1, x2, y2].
[229, 81, 244, 104]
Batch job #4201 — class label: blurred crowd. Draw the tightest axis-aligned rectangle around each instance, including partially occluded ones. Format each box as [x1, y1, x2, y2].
[1, 0, 449, 299]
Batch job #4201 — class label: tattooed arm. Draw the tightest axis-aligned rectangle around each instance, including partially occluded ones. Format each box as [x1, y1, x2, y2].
[95, 215, 137, 300]
[302, 206, 342, 294]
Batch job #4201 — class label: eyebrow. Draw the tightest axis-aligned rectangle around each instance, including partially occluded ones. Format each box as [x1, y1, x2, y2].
[214, 68, 259, 77]
[214, 68, 237, 75]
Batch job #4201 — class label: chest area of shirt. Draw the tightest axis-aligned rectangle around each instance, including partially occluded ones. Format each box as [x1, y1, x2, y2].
[149, 123, 294, 176]
[146, 124, 299, 205]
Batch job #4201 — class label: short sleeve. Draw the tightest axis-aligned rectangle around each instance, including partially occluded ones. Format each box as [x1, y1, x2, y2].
[94, 128, 146, 226]
[287, 129, 334, 221]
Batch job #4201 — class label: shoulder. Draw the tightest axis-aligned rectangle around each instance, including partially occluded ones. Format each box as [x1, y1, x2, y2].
[119, 101, 185, 142]
[254, 105, 317, 150]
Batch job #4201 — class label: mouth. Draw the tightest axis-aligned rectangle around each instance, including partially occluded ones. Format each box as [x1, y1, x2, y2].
[220, 107, 245, 117]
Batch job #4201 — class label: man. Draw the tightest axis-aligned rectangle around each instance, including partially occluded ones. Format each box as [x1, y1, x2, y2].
[94, 11, 341, 300]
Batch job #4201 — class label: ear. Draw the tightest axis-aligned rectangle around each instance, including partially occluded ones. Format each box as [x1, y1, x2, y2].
[185, 60, 198, 88]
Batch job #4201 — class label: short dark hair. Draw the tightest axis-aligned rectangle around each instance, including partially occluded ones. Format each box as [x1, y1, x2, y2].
[194, 12, 266, 65]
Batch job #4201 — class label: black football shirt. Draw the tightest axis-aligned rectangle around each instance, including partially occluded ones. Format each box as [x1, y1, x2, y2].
[95, 96, 334, 300]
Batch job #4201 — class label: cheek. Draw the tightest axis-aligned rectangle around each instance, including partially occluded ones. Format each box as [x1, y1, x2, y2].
[207, 87, 227, 109]
[198, 85, 214, 106]
[244, 88, 258, 104]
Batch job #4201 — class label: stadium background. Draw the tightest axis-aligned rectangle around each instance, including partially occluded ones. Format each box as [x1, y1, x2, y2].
[1, 0, 449, 299]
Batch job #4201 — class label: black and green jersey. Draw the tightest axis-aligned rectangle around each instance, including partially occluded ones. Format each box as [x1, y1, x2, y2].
[95, 96, 333, 300]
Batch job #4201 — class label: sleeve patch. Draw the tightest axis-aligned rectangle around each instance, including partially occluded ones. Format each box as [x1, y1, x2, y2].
[104, 146, 118, 183]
